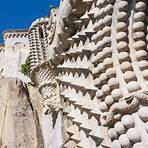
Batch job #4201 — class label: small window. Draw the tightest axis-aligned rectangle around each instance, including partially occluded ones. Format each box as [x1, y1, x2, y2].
[14, 42, 24, 50]
[39, 26, 44, 39]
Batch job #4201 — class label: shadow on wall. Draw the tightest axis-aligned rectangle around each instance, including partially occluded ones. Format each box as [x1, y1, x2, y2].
[52, 111, 58, 128]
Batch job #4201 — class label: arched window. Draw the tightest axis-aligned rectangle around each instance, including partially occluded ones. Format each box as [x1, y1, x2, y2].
[14, 42, 24, 50]
[38, 26, 44, 39]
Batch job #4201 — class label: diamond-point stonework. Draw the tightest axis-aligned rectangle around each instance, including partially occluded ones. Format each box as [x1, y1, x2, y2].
[1, 0, 148, 147]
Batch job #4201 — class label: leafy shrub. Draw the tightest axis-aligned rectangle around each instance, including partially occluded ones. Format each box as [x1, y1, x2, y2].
[21, 58, 31, 76]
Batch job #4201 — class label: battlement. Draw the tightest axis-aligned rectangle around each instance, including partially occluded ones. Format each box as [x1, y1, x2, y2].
[0, 44, 4, 52]
[3, 29, 29, 40]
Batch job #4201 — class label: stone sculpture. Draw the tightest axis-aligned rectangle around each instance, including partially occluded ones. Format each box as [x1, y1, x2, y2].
[13, 0, 148, 147]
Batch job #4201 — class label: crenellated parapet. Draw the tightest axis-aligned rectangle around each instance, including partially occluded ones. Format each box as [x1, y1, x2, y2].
[3, 29, 28, 39]
[3, 29, 30, 52]
[0, 44, 4, 52]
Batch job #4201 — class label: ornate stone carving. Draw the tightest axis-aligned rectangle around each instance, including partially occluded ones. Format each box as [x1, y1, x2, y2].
[28, 10, 61, 113]
[100, 91, 148, 126]
[27, 0, 148, 147]
[47, 8, 57, 44]
[30, 60, 61, 113]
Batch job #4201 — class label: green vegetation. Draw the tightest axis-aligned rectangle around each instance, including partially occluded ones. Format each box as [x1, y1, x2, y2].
[21, 58, 31, 76]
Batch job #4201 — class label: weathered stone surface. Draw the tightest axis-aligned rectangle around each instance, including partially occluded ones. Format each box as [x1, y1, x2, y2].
[27, 0, 148, 147]
[2, 0, 148, 147]
[0, 78, 43, 148]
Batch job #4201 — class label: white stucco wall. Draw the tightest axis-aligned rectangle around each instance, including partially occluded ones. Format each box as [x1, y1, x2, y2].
[42, 111, 63, 148]
[0, 31, 31, 82]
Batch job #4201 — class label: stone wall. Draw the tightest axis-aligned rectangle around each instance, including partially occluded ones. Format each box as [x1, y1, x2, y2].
[0, 30, 30, 82]
[1, 0, 148, 147]
[0, 78, 44, 148]
[28, 0, 148, 148]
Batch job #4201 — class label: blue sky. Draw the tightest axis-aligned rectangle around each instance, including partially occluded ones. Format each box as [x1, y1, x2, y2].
[0, 0, 60, 43]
